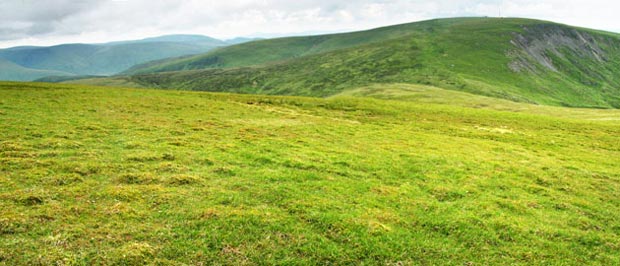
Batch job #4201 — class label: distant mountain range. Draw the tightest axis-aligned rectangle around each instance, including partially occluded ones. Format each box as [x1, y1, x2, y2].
[0, 35, 259, 81]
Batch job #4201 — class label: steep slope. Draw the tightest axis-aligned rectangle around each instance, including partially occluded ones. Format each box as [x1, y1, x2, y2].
[0, 35, 228, 80]
[107, 18, 620, 108]
[0, 58, 73, 81]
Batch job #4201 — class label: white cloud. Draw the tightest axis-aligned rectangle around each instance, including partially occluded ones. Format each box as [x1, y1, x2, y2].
[0, 0, 619, 48]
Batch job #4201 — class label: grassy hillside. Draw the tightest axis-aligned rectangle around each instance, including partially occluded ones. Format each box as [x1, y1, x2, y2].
[107, 18, 620, 108]
[1, 81, 619, 264]
[0, 35, 233, 81]
[0, 58, 74, 81]
[122, 18, 475, 75]
[334, 83, 620, 120]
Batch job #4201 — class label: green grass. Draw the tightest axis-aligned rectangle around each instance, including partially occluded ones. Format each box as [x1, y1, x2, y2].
[93, 17, 620, 109]
[1, 81, 620, 265]
[336, 83, 620, 121]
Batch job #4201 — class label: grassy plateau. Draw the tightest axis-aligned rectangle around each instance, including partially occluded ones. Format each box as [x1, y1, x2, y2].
[1, 81, 619, 265]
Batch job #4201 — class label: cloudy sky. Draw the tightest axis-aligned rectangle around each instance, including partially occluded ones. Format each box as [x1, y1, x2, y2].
[1, 0, 619, 48]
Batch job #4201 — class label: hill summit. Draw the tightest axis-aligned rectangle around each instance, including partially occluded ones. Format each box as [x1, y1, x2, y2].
[105, 17, 620, 108]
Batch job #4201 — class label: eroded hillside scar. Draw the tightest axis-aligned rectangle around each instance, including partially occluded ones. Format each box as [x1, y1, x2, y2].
[509, 24, 608, 73]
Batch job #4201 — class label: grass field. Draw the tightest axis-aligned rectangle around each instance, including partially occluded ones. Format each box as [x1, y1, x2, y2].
[1, 82, 620, 265]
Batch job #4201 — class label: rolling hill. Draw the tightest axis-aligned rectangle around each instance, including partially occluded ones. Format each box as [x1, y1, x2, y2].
[95, 17, 620, 108]
[0, 58, 74, 81]
[0, 35, 249, 81]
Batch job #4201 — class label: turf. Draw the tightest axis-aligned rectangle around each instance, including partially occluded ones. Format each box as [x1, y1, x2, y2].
[1, 81, 619, 265]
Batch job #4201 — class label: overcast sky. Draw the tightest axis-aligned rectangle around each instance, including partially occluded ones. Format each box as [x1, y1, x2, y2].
[0, 0, 618, 48]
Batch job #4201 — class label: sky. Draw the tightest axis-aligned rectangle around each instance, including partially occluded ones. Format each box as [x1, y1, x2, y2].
[1, 0, 619, 48]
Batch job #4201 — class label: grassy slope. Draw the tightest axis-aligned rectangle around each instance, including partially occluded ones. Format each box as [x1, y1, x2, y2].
[335, 83, 620, 121]
[1, 82, 619, 265]
[105, 18, 620, 108]
[121, 18, 472, 75]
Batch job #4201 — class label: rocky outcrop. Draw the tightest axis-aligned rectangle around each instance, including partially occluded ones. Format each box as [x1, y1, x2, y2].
[509, 24, 608, 73]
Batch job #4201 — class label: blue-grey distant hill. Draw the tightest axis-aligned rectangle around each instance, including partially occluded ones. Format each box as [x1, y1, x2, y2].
[0, 35, 254, 81]
[0, 58, 73, 81]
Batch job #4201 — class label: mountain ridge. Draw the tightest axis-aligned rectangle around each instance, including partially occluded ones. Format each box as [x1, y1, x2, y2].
[92, 17, 620, 108]
[0, 34, 256, 81]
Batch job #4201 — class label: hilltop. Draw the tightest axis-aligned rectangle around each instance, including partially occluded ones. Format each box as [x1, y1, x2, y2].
[85, 17, 620, 108]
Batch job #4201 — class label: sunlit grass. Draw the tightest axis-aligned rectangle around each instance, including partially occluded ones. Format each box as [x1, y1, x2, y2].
[1, 82, 619, 265]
